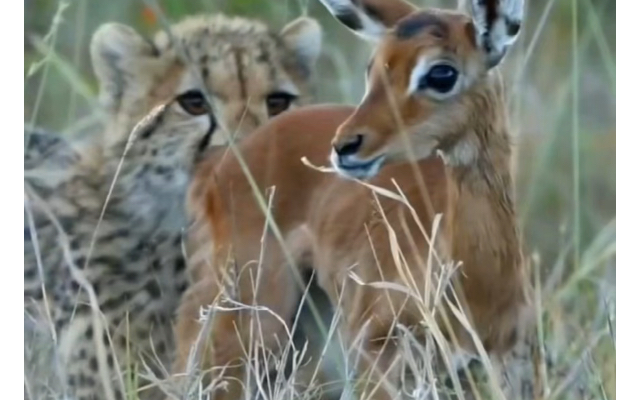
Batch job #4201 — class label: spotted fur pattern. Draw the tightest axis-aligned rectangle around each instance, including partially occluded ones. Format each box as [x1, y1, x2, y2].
[24, 13, 322, 400]
[24, 127, 82, 306]
[24, 127, 80, 171]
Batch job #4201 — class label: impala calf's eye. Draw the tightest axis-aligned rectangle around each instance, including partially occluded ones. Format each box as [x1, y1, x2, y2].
[266, 92, 297, 117]
[417, 64, 459, 94]
[176, 90, 209, 116]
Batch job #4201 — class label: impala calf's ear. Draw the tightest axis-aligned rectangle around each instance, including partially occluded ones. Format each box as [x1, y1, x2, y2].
[469, 0, 524, 69]
[318, 0, 418, 42]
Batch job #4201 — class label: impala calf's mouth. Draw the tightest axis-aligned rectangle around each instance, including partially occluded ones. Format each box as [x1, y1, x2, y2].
[330, 150, 386, 180]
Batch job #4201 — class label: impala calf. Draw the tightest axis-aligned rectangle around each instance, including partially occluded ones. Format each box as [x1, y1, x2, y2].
[174, 0, 538, 399]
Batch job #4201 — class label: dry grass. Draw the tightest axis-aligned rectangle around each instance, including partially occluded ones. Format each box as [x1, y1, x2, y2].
[24, 0, 615, 399]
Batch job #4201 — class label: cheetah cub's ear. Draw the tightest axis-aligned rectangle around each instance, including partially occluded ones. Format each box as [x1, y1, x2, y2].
[279, 17, 323, 75]
[90, 23, 160, 113]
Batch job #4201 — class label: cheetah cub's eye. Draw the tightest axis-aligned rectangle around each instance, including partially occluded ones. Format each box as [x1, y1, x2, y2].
[176, 90, 209, 116]
[266, 92, 298, 117]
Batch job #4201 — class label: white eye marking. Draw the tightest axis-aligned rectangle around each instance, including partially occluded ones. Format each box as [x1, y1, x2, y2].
[364, 72, 371, 97]
[276, 80, 301, 98]
[407, 57, 463, 100]
[407, 56, 430, 94]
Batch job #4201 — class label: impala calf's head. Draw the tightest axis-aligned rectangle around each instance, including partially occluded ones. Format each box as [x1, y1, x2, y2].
[320, 0, 524, 179]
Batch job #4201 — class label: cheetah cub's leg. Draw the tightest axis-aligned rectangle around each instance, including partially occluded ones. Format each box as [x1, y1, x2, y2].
[170, 237, 301, 400]
[55, 294, 126, 400]
[56, 296, 173, 400]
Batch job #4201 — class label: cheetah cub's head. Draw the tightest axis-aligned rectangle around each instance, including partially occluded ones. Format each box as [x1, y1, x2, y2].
[90, 14, 322, 194]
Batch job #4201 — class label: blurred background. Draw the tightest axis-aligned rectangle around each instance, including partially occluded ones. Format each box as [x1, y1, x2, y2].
[24, 0, 615, 398]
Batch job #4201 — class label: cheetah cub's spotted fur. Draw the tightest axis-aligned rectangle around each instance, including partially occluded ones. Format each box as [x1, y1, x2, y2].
[24, 14, 322, 400]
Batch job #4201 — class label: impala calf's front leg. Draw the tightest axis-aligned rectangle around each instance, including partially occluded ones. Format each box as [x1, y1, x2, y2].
[171, 244, 301, 400]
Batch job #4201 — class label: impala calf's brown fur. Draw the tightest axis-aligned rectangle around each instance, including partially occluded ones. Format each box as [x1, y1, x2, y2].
[176, 0, 537, 399]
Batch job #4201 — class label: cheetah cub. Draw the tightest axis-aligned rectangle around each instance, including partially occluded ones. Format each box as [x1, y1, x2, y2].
[24, 13, 322, 400]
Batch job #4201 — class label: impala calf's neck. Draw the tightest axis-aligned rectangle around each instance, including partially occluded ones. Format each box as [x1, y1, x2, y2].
[439, 75, 528, 353]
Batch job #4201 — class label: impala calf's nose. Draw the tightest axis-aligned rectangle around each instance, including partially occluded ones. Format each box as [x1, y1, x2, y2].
[333, 134, 364, 156]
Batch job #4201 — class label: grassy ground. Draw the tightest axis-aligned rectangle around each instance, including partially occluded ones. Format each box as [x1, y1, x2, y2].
[24, 0, 615, 399]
